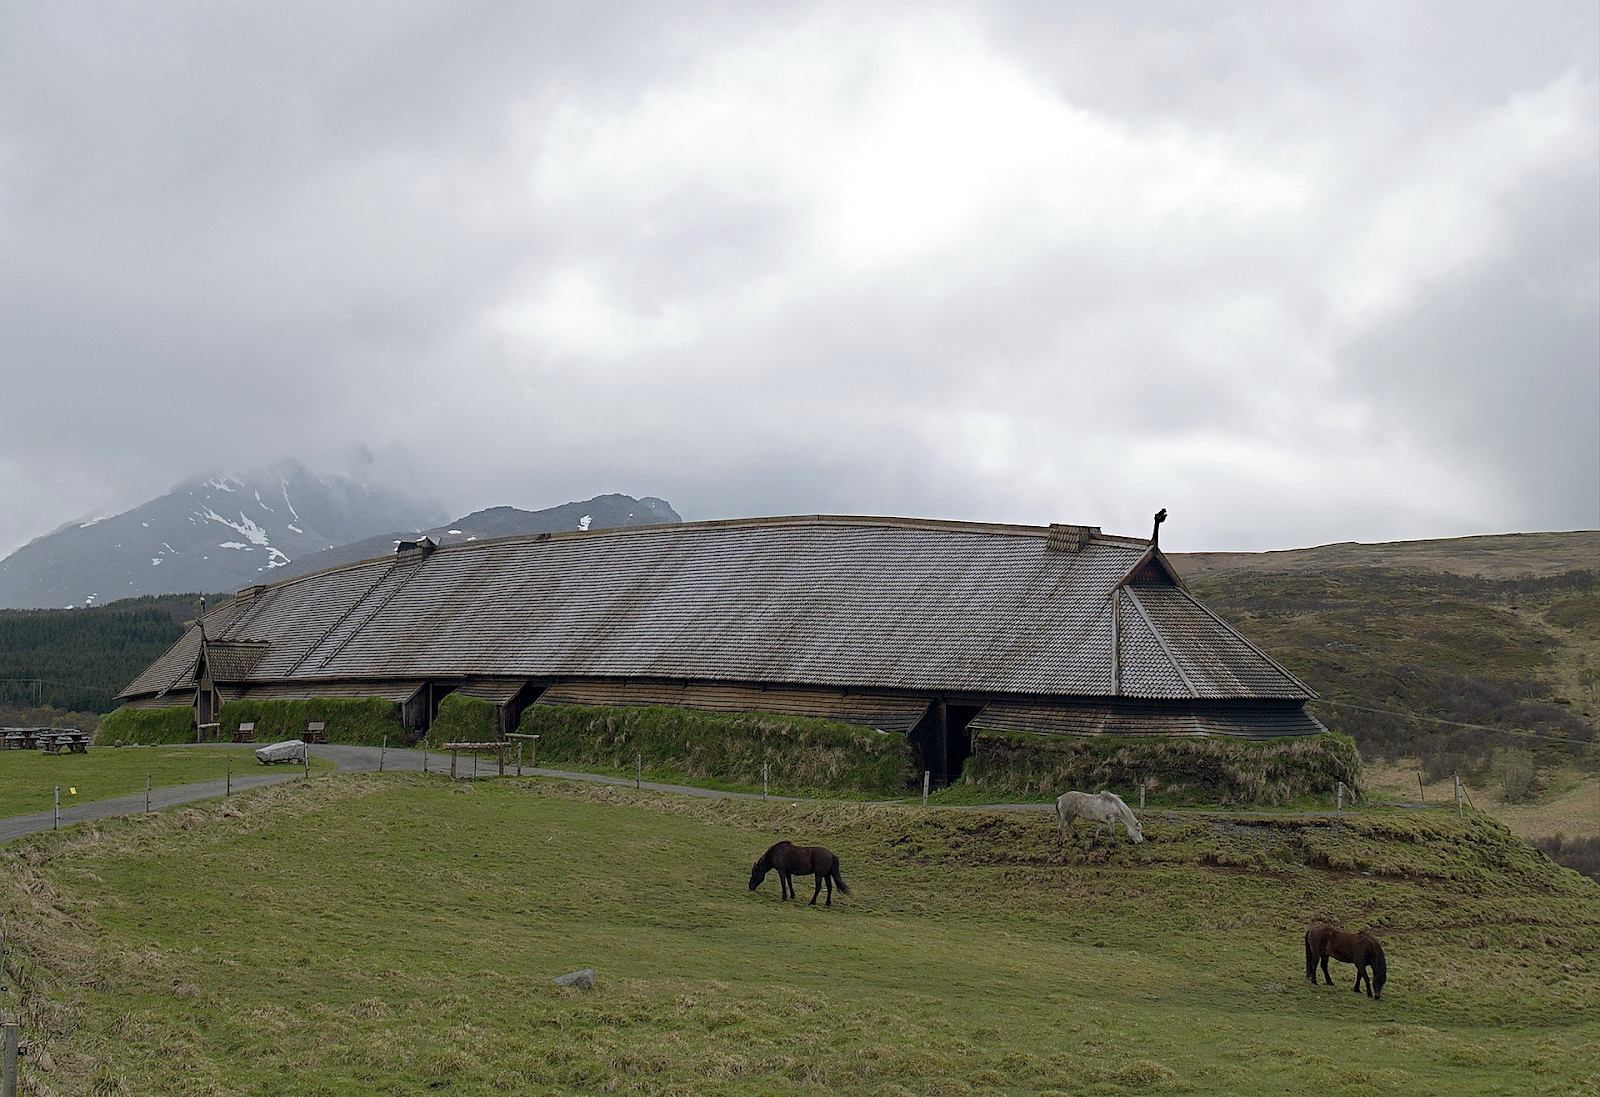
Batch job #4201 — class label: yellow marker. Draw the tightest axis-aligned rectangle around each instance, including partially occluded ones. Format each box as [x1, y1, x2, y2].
[69, 787, 77, 795]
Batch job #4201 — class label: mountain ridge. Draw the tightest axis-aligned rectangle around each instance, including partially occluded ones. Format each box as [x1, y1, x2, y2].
[0, 461, 680, 608]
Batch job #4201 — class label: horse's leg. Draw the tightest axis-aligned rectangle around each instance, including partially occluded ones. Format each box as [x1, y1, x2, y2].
[809, 872, 823, 905]
[1319, 955, 1332, 986]
[779, 870, 792, 900]
[1354, 965, 1370, 996]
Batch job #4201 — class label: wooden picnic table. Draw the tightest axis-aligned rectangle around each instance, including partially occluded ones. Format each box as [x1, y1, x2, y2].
[38, 730, 91, 754]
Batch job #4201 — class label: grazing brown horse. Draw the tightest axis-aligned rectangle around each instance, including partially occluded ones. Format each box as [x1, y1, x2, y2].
[1305, 922, 1387, 999]
[749, 841, 851, 906]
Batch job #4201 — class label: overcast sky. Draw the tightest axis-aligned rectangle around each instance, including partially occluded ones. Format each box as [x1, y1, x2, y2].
[1, 1, 1595, 558]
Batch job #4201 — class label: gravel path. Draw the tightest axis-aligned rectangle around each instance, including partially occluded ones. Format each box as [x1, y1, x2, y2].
[3, 743, 1435, 845]
[0, 744, 828, 844]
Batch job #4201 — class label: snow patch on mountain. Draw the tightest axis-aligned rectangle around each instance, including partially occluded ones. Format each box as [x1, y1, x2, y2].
[199, 507, 272, 548]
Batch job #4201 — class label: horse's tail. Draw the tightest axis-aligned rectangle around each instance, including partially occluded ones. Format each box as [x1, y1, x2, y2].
[830, 855, 851, 896]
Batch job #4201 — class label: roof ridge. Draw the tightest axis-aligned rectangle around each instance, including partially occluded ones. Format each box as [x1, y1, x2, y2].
[425, 513, 1151, 556]
[225, 514, 1153, 597]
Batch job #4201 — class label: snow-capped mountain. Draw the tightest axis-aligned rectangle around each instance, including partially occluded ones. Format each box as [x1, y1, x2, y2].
[0, 461, 447, 609]
[268, 494, 682, 582]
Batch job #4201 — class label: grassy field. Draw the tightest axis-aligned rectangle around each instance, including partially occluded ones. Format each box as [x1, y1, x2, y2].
[0, 745, 334, 817]
[3, 773, 1596, 1096]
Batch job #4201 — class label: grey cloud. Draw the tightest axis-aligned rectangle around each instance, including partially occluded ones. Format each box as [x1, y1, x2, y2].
[0, 1, 1595, 560]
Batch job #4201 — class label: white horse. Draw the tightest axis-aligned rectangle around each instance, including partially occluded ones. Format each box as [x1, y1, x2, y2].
[1055, 790, 1144, 846]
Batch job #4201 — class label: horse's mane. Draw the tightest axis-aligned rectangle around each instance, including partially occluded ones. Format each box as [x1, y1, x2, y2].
[1098, 790, 1138, 827]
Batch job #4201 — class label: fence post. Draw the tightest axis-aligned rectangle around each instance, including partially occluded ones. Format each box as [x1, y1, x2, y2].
[517, 743, 523, 777]
[636, 754, 642, 789]
[146, 774, 151, 813]
[54, 786, 59, 830]
[1336, 781, 1344, 814]
[226, 755, 232, 797]
[1418, 772, 1425, 803]
[1454, 773, 1464, 819]
[1139, 783, 1146, 811]
[763, 763, 769, 801]
[3, 1020, 17, 1097]
[922, 770, 930, 808]
[423, 746, 428, 775]
[380, 735, 386, 773]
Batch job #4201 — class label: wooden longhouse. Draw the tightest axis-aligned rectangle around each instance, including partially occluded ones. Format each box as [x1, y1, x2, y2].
[116, 515, 1324, 783]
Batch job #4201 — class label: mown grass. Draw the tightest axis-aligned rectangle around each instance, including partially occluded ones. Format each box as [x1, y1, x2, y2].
[3, 774, 1596, 1096]
[0, 745, 333, 817]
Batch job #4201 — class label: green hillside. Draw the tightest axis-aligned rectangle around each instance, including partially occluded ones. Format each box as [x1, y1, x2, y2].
[1191, 565, 1598, 781]
[1175, 530, 1600, 581]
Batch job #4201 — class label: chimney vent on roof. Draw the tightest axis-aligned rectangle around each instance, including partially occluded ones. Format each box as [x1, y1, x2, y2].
[396, 536, 437, 561]
[1046, 524, 1100, 553]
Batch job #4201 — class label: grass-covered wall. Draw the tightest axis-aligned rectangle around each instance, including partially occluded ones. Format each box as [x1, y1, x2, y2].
[97, 705, 195, 745]
[428, 694, 498, 745]
[958, 731, 1363, 807]
[520, 703, 917, 796]
[216, 698, 409, 746]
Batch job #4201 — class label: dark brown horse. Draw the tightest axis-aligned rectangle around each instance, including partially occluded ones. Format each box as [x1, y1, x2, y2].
[749, 841, 851, 906]
[1305, 922, 1387, 999]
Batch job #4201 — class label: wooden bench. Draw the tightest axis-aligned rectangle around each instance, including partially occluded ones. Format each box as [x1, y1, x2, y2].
[232, 721, 257, 743]
[305, 721, 328, 744]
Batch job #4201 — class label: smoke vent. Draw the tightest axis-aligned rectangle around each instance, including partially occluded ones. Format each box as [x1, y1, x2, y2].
[396, 537, 437, 561]
[1046, 524, 1100, 553]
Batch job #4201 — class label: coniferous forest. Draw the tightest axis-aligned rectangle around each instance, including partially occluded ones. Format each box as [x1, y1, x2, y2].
[0, 594, 223, 723]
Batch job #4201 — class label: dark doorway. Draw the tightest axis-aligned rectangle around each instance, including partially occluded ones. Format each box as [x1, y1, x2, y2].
[909, 701, 983, 788]
[945, 704, 981, 780]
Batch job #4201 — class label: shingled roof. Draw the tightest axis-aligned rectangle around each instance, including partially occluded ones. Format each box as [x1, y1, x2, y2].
[121, 514, 1313, 716]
